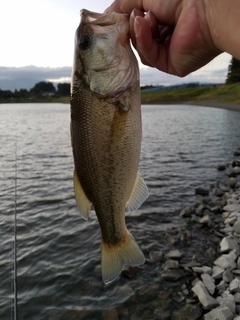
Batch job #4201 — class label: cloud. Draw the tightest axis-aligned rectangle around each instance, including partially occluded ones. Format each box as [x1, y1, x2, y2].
[140, 66, 228, 87]
[0, 66, 72, 91]
[0, 53, 230, 91]
[139, 52, 231, 86]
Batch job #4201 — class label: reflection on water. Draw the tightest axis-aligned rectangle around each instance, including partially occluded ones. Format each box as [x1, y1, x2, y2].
[1, 103, 240, 319]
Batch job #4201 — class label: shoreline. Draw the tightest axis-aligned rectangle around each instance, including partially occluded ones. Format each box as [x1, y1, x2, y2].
[186, 100, 240, 112]
[186, 170, 240, 320]
[169, 152, 240, 319]
[2, 98, 240, 113]
[142, 99, 240, 112]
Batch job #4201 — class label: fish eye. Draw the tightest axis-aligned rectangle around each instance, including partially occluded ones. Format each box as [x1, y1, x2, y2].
[79, 35, 91, 50]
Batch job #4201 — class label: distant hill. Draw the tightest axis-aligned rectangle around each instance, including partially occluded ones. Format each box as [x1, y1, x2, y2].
[0, 66, 71, 91]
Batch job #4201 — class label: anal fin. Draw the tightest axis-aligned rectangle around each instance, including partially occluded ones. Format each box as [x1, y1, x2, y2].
[126, 173, 149, 212]
[74, 169, 92, 220]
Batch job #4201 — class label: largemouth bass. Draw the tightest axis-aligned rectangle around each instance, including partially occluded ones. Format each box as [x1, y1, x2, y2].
[70, 9, 148, 284]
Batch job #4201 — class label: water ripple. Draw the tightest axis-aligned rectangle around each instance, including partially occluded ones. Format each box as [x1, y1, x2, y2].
[1, 103, 240, 319]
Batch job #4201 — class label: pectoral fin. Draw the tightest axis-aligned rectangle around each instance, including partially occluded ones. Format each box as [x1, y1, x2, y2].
[126, 173, 149, 212]
[74, 169, 92, 220]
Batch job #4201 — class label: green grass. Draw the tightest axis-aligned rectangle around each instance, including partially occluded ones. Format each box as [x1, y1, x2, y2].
[0, 96, 70, 104]
[141, 83, 240, 104]
[1, 83, 240, 106]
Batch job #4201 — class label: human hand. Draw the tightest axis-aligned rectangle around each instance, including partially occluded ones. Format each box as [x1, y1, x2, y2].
[105, 0, 222, 77]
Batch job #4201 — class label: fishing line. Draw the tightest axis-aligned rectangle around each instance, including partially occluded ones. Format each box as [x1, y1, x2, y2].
[13, 139, 18, 320]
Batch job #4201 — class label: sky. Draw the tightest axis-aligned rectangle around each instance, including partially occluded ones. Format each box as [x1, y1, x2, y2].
[0, 0, 232, 90]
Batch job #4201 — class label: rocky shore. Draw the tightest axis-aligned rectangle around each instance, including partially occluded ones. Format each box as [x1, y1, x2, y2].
[184, 183, 240, 320]
[150, 150, 240, 320]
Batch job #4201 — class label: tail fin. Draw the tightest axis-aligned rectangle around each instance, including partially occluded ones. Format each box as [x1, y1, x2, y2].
[101, 231, 145, 284]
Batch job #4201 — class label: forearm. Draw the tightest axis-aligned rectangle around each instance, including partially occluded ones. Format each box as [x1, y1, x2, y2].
[204, 0, 240, 59]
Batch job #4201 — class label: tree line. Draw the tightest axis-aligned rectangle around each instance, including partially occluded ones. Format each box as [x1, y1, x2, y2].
[0, 81, 70, 100]
[0, 57, 239, 101]
[226, 57, 240, 84]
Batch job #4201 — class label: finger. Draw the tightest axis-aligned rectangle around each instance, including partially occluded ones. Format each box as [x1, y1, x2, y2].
[144, 11, 159, 38]
[130, 9, 144, 49]
[129, 10, 153, 66]
[105, 0, 179, 25]
[134, 16, 169, 73]
[130, 10, 160, 60]
[137, 52, 154, 68]
[105, 0, 144, 14]
[158, 26, 174, 44]
[144, 12, 172, 44]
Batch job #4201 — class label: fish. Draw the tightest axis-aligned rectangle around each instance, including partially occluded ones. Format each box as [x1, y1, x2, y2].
[70, 9, 148, 284]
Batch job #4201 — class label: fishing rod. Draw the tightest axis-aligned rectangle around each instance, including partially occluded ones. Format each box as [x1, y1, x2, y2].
[13, 141, 18, 320]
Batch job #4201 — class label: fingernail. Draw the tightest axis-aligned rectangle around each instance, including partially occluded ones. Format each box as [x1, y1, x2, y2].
[134, 17, 141, 38]
[130, 10, 135, 26]
[130, 9, 137, 19]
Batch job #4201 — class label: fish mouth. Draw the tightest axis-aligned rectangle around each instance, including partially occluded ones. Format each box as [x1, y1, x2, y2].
[80, 9, 129, 27]
[80, 9, 130, 48]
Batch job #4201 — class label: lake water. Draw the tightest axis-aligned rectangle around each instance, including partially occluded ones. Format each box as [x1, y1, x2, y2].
[1, 103, 240, 320]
